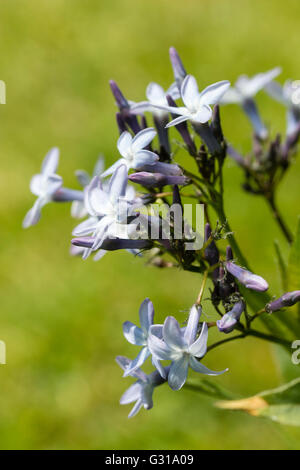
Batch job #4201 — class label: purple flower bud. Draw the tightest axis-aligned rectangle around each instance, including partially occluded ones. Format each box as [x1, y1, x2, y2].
[226, 261, 269, 292]
[169, 47, 187, 88]
[109, 80, 129, 110]
[140, 161, 183, 176]
[192, 122, 221, 155]
[172, 185, 182, 208]
[72, 237, 152, 251]
[116, 112, 127, 134]
[211, 105, 223, 142]
[129, 172, 187, 188]
[266, 290, 300, 313]
[204, 223, 219, 267]
[52, 188, 84, 202]
[217, 300, 245, 334]
[226, 246, 233, 261]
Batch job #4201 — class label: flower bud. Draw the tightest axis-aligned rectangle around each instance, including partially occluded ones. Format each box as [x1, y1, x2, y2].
[72, 237, 151, 251]
[265, 290, 300, 313]
[217, 300, 245, 334]
[204, 223, 219, 267]
[169, 47, 187, 88]
[109, 80, 129, 110]
[129, 172, 187, 188]
[226, 261, 269, 292]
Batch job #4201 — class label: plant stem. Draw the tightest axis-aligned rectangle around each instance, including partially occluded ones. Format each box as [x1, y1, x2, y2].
[266, 194, 293, 244]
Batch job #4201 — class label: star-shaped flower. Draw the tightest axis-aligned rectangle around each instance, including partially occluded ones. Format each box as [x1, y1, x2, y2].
[221, 68, 281, 104]
[159, 74, 230, 128]
[73, 165, 138, 259]
[116, 356, 167, 418]
[101, 128, 159, 177]
[122, 298, 165, 378]
[23, 147, 63, 228]
[148, 305, 227, 390]
[130, 82, 180, 118]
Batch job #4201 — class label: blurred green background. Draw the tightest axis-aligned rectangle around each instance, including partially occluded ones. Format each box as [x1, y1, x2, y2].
[1, 0, 300, 450]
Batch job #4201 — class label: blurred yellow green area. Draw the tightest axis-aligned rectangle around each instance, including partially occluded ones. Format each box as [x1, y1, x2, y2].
[1, 0, 300, 449]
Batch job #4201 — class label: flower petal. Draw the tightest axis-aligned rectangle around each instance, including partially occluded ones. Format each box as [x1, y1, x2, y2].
[132, 150, 159, 169]
[123, 347, 150, 377]
[117, 131, 132, 158]
[128, 399, 143, 418]
[132, 128, 156, 152]
[165, 115, 189, 128]
[245, 67, 282, 97]
[101, 159, 125, 178]
[146, 83, 166, 105]
[168, 356, 189, 391]
[122, 321, 146, 346]
[41, 147, 59, 175]
[184, 305, 201, 346]
[72, 217, 98, 236]
[148, 330, 173, 361]
[181, 75, 199, 110]
[22, 198, 44, 228]
[189, 356, 228, 375]
[152, 356, 166, 379]
[75, 170, 91, 188]
[120, 383, 142, 405]
[189, 322, 208, 358]
[108, 164, 128, 204]
[139, 298, 154, 334]
[163, 316, 186, 350]
[192, 105, 212, 123]
[199, 80, 231, 106]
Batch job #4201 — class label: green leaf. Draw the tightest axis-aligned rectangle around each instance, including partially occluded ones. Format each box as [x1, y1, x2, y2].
[216, 377, 300, 426]
[272, 344, 300, 382]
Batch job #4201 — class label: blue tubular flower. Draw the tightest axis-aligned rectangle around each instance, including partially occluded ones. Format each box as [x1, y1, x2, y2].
[216, 300, 245, 334]
[122, 298, 165, 378]
[101, 128, 159, 177]
[148, 305, 228, 391]
[161, 75, 230, 128]
[226, 261, 269, 292]
[266, 290, 300, 313]
[116, 356, 167, 418]
[221, 68, 281, 139]
[265, 79, 300, 136]
[23, 147, 63, 228]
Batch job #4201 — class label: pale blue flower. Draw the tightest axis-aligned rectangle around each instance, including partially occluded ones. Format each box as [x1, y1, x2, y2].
[71, 156, 105, 219]
[160, 75, 230, 128]
[148, 305, 227, 390]
[265, 79, 300, 136]
[221, 68, 281, 139]
[23, 147, 63, 228]
[73, 165, 139, 259]
[130, 82, 180, 118]
[122, 298, 166, 378]
[116, 356, 167, 418]
[101, 128, 159, 177]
